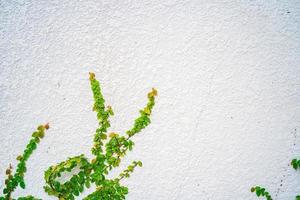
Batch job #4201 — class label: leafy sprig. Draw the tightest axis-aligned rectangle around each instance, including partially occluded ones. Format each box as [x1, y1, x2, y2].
[1, 124, 49, 200]
[252, 157, 300, 200]
[116, 161, 143, 181]
[251, 186, 272, 200]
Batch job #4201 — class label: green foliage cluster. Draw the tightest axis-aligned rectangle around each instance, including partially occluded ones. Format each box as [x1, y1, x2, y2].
[43, 155, 92, 199]
[251, 186, 272, 200]
[291, 159, 300, 171]
[251, 158, 300, 200]
[1, 124, 49, 200]
[1, 73, 157, 200]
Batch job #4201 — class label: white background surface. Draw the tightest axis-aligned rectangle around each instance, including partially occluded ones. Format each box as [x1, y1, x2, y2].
[1, 1, 300, 199]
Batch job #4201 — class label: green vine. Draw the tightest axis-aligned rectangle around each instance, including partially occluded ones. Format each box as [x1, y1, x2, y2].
[1, 124, 49, 200]
[251, 158, 300, 200]
[1, 72, 157, 200]
[1, 72, 299, 199]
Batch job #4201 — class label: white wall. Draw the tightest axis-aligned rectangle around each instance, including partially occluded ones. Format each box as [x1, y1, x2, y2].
[1, 1, 300, 199]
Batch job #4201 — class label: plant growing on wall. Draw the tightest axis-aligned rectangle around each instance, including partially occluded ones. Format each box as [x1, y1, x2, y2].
[251, 158, 300, 200]
[0, 72, 157, 200]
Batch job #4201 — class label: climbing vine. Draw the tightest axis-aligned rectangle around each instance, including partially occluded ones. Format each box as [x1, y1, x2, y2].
[251, 158, 300, 200]
[1, 124, 49, 200]
[0, 72, 157, 200]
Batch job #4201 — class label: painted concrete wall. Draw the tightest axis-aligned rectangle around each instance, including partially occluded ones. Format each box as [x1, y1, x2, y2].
[1, 1, 300, 199]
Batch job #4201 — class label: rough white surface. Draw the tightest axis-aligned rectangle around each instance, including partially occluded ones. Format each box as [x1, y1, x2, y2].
[1, 0, 300, 199]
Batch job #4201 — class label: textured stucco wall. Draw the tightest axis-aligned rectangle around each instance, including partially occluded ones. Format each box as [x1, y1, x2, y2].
[1, 1, 300, 199]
